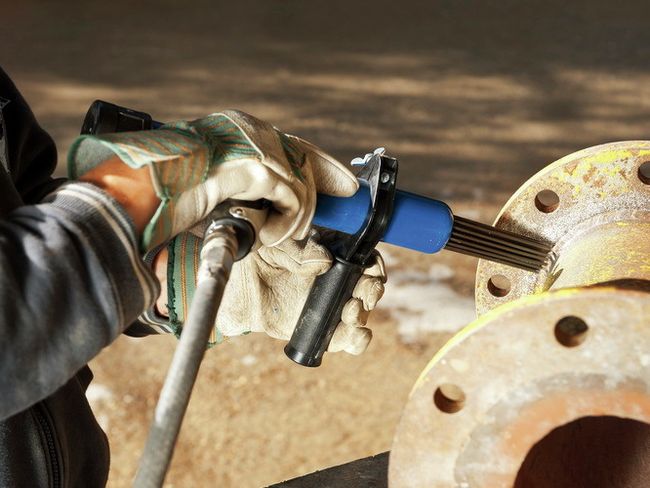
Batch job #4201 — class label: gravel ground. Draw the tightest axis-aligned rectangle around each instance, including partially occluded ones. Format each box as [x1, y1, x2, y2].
[5, 1, 650, 485]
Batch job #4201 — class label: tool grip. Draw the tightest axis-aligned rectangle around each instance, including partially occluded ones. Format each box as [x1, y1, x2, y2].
[284, 257, 364, 367]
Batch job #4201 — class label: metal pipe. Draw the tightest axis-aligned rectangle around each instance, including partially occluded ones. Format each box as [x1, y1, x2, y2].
[133, 224, 239, 488]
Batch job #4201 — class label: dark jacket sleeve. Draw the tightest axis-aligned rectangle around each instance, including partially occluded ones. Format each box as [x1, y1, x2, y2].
[0, 67, 160, 420]
[0, 67, 63, 204]
[0, 182, 159, 420]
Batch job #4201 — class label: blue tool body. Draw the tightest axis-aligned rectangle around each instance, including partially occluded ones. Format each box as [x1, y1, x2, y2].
[314, 184, 454, 254]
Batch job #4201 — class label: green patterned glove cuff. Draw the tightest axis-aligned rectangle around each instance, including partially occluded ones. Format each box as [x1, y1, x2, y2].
[68, 116, 258, 245]
[167, 232, 223, 347]
[68, 124, 211, 250]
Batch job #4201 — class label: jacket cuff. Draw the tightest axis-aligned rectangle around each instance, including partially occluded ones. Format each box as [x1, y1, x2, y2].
[42, 182, 160, 326]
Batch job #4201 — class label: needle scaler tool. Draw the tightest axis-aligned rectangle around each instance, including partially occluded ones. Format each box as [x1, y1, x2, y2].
[285, 147, 551, 367]
[81, 100, 553, 368]
[312, 147, 551, 272]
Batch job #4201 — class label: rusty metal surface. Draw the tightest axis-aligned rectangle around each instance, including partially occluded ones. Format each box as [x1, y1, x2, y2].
[389, 285, 650, 487]
[474, 141, 650, 315]
[391, 141, 650, 486]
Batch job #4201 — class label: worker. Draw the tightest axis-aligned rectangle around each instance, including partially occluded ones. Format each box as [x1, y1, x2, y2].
[0, 66, 386, 487]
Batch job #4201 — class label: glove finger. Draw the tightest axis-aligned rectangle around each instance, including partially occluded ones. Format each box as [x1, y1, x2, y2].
[258, 178, 311, 247]
[364, 251, 387, 283]
[213, 257, 265, 337]
[328, 323, 372, 355]
[341, 298, 370, 327]
[258, 237, 332, 275]
[352, 276, 385, 311]
[208, 160, 307, 246]
[220, 110, 296, 182]
[284, 134, 359, 197]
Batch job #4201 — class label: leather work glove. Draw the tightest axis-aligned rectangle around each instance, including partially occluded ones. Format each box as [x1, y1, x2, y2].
[154, 231, 387, 354]
[68, 110, 359, 250]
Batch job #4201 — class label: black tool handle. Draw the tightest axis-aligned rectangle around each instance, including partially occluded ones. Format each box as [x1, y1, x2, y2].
[284, 257, 364, 367]
[81, 100, 160, 135]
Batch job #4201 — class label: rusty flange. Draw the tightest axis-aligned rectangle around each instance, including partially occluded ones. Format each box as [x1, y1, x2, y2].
[389, 285, 650, 487]
[475, 141, 650, 315]
[389, 141, 650, 487]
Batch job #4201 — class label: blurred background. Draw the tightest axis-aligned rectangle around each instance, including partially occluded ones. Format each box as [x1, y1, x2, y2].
[5, 1, 650, 486]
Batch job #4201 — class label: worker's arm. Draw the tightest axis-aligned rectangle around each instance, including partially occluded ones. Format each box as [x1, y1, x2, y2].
[78, 156, 159, 236]
[0, 180, 160, 421]
[0, 105, 382, 420]
[0, 68, 161, 421]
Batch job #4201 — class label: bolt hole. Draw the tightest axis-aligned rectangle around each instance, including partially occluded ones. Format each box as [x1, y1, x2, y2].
[554, 316, 589, 347]
[434, 384, 466, 414]
[488, 274, 511, 297]
[639, 162, 650, 185]
[535, 189, 560, 213]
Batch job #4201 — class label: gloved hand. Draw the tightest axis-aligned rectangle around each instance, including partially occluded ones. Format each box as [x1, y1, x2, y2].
[68, 110, 358, 250]
[154, 231, 386, 354]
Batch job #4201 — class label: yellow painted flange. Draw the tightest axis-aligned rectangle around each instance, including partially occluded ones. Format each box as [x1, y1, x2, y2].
[474, 141, 650, 315]
[389, 285, 650, 487]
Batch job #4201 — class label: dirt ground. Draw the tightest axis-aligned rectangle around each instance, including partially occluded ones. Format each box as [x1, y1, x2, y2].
[5, 1, 650, 486]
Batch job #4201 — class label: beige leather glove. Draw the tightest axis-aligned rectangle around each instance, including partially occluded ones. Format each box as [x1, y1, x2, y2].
[151, 231, 387, 354]
[219, 232, 387, 354]
[68, 110, 359, 250]
[72, 108, 388, 352]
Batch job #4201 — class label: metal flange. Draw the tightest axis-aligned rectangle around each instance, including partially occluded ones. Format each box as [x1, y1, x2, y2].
[474, 141, 650, 315]
[389, 285, 650, 487]
[390, 141, 650, 487]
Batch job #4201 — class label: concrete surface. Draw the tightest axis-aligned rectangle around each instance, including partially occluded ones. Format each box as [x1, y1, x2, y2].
[4, 1, 650, 486]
